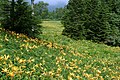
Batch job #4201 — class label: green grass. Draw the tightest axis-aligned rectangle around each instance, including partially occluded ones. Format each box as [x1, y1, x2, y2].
[0, 21, 120, 80]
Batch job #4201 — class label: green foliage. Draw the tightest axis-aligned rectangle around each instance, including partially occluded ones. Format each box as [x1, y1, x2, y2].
[62, 0, 120, 46]
[34, 1, 49, 19]
[0, 0, 8, 21]
[1, 0, 42, 38]
[33, 1, 66, 20]
[48, 7, 66, 20]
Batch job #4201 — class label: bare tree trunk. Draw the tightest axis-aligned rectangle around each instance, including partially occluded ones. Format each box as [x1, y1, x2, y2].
[31, 0, 34, 15]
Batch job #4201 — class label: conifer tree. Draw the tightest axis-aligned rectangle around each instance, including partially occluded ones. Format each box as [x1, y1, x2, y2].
[1, 0, 42, 38]
[62, 0, 120, 46]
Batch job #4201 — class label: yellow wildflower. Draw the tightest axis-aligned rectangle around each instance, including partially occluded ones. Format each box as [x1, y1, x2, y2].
[83, 73, 90, 78]
[21, 66, 26, 68]
[99, 76, 104, 80]
[57, 68, 62, 73]
[96, 70, 101, 74]
[25, 71, 31, 74]
[76, 76, 82, 80]
[12, 66, 18, 72]
[4, 55, 10, 60]
[8, 72, 14, 77]
[0, 56, 2, 60]
[18, 59, 26, 63]
[48, 71, 54, 76]
[1, 68, 8, 73]
[16, 57, 20, 61]
[3, 61, 6, 64]
[70, 73, 75, 77]
[35, 64, 39, 68]
[4, 34, 9, 42]
[68, 75, 73, 80]
[47, 42, 53, 48]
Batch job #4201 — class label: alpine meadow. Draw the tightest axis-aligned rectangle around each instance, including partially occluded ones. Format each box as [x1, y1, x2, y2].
[0, 0, 120, 80]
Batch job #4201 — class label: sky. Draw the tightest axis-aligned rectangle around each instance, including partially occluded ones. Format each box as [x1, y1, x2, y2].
[25, 0, 69, 5]
[34, 0, 69, 5]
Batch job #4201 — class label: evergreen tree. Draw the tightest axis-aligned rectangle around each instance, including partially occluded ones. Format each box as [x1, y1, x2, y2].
[48, 7, 66, 20]
[105, 0, 120, 46]
[1, 0, 42, 38]
[0, 0, 9, 22]
[62, 0, 87, 39]
[62, 0, 120, 46]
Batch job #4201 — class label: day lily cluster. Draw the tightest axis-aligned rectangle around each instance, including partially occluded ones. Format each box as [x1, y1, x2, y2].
[0, 28, 120, 79]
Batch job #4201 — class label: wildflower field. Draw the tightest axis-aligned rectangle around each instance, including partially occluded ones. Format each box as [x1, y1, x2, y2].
[0, 21, 120, 80]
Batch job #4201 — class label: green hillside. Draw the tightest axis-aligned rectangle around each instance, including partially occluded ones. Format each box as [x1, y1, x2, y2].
[0, 21, 120, 80]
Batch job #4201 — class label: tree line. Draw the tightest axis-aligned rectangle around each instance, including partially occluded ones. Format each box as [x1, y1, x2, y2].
[33, 1, 66, 20]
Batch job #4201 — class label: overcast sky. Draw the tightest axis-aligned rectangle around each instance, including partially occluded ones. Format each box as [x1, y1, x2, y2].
[25, 0, 69, 5]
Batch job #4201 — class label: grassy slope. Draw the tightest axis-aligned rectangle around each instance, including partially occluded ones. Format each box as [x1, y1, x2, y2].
[0, 21, 120, 80]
